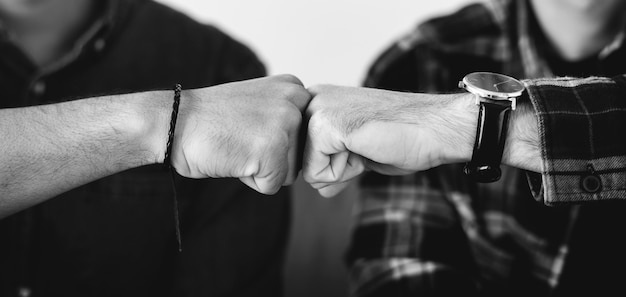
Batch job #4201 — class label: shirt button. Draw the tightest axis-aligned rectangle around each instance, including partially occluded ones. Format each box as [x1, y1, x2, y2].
[33, 80, 46, 96]
[18, 286, 31, 297]
[94, 39, 106, 52]
[580, 174, 602, 193]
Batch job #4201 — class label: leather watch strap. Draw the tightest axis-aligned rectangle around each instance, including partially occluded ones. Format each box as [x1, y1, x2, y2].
[463, 99, 512, 182]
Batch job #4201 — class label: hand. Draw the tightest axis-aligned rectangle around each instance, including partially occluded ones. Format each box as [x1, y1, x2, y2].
[302, 85, 476, 197]
[172, 74, 311, 194]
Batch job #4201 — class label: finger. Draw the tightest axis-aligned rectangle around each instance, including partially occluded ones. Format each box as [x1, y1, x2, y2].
[317, 181, 353, 198]
[239, 153, 289, 195]
[289, 87, 312, 112]
[341, 152, 366, 181]
[274, 73, 304, 86]
[330, 151, 351, 179]
[255, 147, 290, 194]
[240, 169, 285, 195]
[302, 133, 328, 184]
[323, 151, 365, 182]
[294, 110, 309, 178]
[239, 176, 261, 194]
[308, 154, 364, 190]
[304, 86, 324, 117]
[302, 116, 351, 184]
[283, 122, 301, 186]
[365, 158, 415, 176]
[271, 74, 311, 111]
[303, 148, 348, 184]
[306, 84, 326, 97]
[255, 171, 288, 195]
[283, 142, 298, 186]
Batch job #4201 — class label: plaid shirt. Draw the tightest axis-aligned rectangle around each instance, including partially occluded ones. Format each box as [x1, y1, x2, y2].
[348, 1, 626, 296]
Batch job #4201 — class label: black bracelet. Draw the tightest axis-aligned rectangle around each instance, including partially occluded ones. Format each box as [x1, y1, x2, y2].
[165, 84, 183, 252]
[163, 83, 182, 168]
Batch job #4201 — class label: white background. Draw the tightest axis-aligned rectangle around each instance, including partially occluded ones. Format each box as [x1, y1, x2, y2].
[155, 1, 472, 296]
[156, 0, 471, 87]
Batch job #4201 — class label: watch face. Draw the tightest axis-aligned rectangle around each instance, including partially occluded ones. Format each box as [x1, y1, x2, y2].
[463, 72, 525, 99]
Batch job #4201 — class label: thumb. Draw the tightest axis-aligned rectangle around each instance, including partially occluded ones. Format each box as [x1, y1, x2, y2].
[239, 151, 289, 195]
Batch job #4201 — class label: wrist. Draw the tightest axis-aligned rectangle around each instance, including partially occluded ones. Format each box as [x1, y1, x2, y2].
[127, 90, 172, 166]
[434, 92, 477, 165]
[503, 96, 542, 172]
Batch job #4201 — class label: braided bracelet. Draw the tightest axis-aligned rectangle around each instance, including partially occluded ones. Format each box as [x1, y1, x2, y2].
[163, 83, 182, 169]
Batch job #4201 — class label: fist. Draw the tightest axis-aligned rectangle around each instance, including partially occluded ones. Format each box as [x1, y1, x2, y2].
[172, 74, 311, 194]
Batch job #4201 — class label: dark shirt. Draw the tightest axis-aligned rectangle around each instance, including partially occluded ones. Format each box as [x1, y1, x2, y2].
[0, 1, 289, 296]
[348, 0, 626, 296]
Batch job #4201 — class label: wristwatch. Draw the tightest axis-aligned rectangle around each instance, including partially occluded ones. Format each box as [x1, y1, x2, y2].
[458, 72, 525, 183]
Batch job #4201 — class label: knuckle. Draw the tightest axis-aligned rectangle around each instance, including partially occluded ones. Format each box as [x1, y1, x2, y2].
[275, 101, 297, 115]
[307, 113, 328, 137]
[281, 83, 306, 100]
[307, 92, 333, 113]
[307, 84, 334, 95]
[275, 73, 303, 86]
[276, 102, 303, 126]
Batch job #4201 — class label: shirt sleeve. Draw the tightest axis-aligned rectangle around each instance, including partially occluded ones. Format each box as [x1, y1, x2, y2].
[524, 75, 626, 205]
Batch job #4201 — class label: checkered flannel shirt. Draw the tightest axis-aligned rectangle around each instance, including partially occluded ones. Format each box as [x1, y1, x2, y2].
[348, 0, 626, 296]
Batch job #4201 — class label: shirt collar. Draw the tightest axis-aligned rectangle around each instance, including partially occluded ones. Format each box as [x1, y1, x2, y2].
[39, 0, 116, 75]
[0, 0, 122, 38]
[0, 0, 132, 75]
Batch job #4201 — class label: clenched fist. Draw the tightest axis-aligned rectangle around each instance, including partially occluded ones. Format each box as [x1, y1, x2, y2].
[172, 74, 311, 194]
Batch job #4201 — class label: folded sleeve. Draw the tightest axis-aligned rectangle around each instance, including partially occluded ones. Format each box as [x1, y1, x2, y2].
[524, 75, 626, 205]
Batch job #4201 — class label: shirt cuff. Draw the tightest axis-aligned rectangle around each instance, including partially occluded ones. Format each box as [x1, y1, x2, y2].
[523, 76, 626, 206]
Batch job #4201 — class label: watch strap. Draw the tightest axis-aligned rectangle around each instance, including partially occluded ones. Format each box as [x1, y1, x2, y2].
[464, 99, 512, 182]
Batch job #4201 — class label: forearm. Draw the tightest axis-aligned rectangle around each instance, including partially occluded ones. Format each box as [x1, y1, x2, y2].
[0, 91, 170, 217]
[344, 90, 542, 172]
[339, 90, 478, 171]
[0, 74, 311, 214]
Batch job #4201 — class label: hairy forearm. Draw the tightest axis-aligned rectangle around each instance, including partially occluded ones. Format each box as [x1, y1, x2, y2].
[344, 90, 542, 172]
[0, 91, 170, 218]
[340, 91, 477, 171]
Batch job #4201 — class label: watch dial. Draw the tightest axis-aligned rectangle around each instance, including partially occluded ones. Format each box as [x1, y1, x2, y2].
[465, 72, 525, 93]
